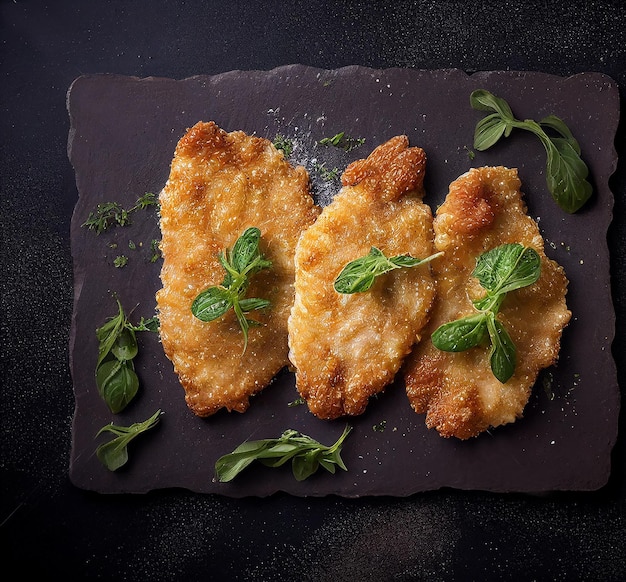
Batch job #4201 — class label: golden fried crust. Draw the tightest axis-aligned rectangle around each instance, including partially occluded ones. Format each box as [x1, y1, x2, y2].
[403, 167, 571, 439]
[288, 136, 436, 419]
[156, 121, 320, 416]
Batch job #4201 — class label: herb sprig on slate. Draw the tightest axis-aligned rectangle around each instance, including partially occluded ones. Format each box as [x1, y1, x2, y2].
[431, 243, 541, 383]
[95, 298, 158, 413]
[470, 89, 592, 213]
[215, 425, 352, 482]
[334, 247, 443, 294]
[191, 227, 272, 353]
[96, 409, 163, 471]
[82, 192, 158, 234]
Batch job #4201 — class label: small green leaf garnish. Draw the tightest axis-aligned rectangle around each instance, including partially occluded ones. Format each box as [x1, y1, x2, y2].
[318, 131, 366, 152]
[191, 227, 272, 353]
[113, 255, 128, 268]
[215, 425, 352, 482]
[312, 161, 340, 181]
[96, 409, 163, 471]
[95, 298, 156, 413]
[334, 247, 443, 294]
[431, 243, 541, 383]
[128, 315, 159, 333]
[470, 89, 592, 213]
[149, 239, 162, 263]
[272, 134, 294, 156]
[287, 397, 306, 407]
[82, 192, 158, 234]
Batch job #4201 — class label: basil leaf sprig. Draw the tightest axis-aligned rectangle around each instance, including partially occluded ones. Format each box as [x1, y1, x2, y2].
[431, 243, 541, 383]
[191, 227, 272, 353]
[96, 298, 158, 414]
[334, 247, 443, 294]
[215, 425, 352, 482]
[470, 89, 592, 213]
[96, 409, 163, 471]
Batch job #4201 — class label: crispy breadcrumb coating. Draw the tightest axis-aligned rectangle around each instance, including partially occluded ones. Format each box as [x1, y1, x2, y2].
[156, 121, 319, 416]
[288, 136, 436, 419]
[403, 167, 571, 439]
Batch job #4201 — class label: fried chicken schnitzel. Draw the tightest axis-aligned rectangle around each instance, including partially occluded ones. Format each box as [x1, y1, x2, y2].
[403, 166, 571, 439]
[156, 121, 319, 416]
[288, 136, 437, 419]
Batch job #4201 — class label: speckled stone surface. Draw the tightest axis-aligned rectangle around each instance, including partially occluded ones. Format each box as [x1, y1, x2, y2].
[2, 1, 625, 580]
[67, 66, 619, 496]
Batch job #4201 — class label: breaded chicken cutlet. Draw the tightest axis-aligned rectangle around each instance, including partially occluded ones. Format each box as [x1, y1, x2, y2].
[156, 121, 320, 416]
[403, 167, 571, 439]
[288, 136, 437, 419]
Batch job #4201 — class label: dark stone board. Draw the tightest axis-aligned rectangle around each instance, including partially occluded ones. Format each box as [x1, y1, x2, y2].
[67, 65, 620, 496]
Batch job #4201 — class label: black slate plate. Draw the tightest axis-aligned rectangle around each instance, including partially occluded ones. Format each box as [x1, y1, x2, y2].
[67, 65, 620, 496]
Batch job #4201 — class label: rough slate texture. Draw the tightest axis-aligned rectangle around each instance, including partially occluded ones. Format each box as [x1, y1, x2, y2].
[67, 65, 620, 496]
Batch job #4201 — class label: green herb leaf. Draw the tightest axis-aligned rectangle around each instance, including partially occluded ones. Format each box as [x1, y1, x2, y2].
[472, 243, 541, 296]
[431, 243, 541, 383]
[96, 359, 139, 414]
[543, 137, 593, 213]
[473, 114, 508, 151]
[191, 228, 272, 353]
[96, 409, 163, 471]
[486, 314, 517, 383]
[230, 227, 264, 273]
[215, 425, 352, 482]
[334, 247, 442, 294]
[191, 286, 234, 322]
[95, 297, 155, 413]
[110, 326, 138, 361]
[431, 313, 488, 352]
[540, 115, 581, 154]
[96, 299, 127, 368]
[470, 89, 514, 119]
[470, 89, 593, 213]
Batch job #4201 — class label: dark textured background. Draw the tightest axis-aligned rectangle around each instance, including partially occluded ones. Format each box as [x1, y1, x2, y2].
[1, 1, 624, 579]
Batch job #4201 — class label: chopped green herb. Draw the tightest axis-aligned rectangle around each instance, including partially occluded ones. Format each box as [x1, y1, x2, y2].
[334, 247, 443, 294]
[96, 409, 163, 471]
[372, 420, 387, 432]
[215, 425, 352, 482]
[114, 255, 128, 268]
[318, 131, 366, 152]
[288, 397, 306, 407]
[464, 146, 476, 160]
[432, 243, 541, 383]
[149, 239, 162, 263]
[128, 240, 136, 250]
[312, 161, 340, 181]
[191, 227, 272, 353]
[272, 134, 294, 156]
[470, 89, 592, 213]
[82, 192, 158, 234]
